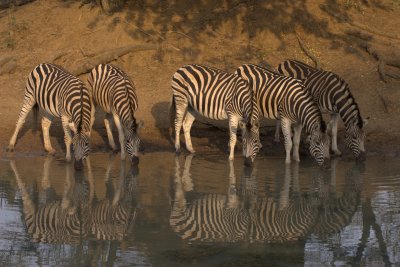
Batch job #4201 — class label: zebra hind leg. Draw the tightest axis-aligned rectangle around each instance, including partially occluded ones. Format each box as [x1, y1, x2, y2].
[104, 113, 118, 152]
[274, 119, 281, 143]
[228, 116, 240, 161]
[280, 118, 293, 164]
[173, 98, 188, 153]
[7, 96, 36, 151]
[42, 116, 56, 155]
[329, 114, 341, 156]
[292, 124, 302, 162]
[61, 116, 73, 162]
[182, 109, 196, 153]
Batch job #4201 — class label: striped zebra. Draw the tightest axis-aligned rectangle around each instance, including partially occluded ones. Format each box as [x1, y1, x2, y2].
[235, 64, 330, 166]
[7, 63, 92, 169]
[90, 157, 138, 241]
[170, 155, 318, 243]
[87, 64, 142, 163]
[170, 64, 261, 164]
[10, 159, 90, 244]
[169, 155, 250, 242]
[277, 59, 368, 160]
[311, 160, 363, 240]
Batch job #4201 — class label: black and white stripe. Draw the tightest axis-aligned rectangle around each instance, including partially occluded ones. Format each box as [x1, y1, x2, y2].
[277, 60, 367, 160]
[88, 64, 142, 162]
[235, 64, 330, 166]
[7, 63, 92, 169]
[10, 160, 89, 244]
[171, 64, 260, 163]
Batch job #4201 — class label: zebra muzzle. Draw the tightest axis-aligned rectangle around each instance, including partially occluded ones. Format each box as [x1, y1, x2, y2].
[74, 159, 84, 171]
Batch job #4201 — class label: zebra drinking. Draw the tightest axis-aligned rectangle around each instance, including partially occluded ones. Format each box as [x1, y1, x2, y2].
[277, 59, 368, 160]
[235, 64, 330, 166]
[87, 64, 142, 163]
[170, 64, 261, 164]
[7, 63, 92, 170]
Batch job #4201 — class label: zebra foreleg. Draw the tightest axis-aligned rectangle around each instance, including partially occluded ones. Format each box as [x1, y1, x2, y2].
[281, 118, 293, 164]
[104, 113, 117, 152]
[61, 116, 73, 162]
[329, 113, 342, 156]
[292, 124, 302, 162]
[113, 114, 127, 160]
[274, 120, 281, 143]
[7, 96, 36, 151]
[41, 116, 56, 155]
[173, 99, 188, 153]
[228, 116, 240, 161]
[183, 110, 196, 153]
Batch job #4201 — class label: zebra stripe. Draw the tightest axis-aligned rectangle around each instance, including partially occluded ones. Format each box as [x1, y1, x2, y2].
[277, 60, 367, 159]
[88, 64, 141, 161]
[171, 64, 260, 162]
[10, 160, 89, 244]
[7, 63, 92, 168]
[235, 64, 330, 166]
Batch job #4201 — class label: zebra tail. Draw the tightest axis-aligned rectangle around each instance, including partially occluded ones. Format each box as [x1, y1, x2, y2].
[32, 104, 39, 134]
[169, 96, 176, 140]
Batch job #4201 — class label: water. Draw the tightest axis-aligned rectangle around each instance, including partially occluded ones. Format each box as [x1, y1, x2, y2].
[1, 152, 400, 266]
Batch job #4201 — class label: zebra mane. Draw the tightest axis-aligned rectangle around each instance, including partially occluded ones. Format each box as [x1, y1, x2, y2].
[78, 84, 83, 132]
[123, 74, 137, 130]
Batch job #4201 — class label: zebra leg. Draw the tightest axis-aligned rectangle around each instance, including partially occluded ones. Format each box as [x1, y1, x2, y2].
[330, 113, 342, 156]
[280, 118, 293, 164]
[104, 113, 117, 152]
[292, 124, 302, 162]
[41, 116, 56, 154]
[174, 98, 188, 153]
[112, 114, 126, 160]
[7, 96, 36, 151]
[228, 115, 240, 161]
[274, 119, 281, 143]
[89, 104, 96, 136]
[182, 110, 196, 153]
[61, 116, 73, 162]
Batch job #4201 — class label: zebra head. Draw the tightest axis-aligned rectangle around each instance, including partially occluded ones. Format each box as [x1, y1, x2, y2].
[239, 120, 261, 165]
[309, 122, 330, 167]
[346, 118, 368, 161]
[72, 129, 90, 170]
[124, 120, 144, 164]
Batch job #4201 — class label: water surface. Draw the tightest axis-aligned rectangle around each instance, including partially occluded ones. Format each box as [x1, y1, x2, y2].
[1, 152, 400, 266]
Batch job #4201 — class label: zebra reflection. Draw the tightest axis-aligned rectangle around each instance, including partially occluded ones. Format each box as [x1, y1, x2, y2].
[89, 156, 138, 241]
[169, 156, 318, 243]
[11, 156, 91, 244]
[10, 156, 138, 244]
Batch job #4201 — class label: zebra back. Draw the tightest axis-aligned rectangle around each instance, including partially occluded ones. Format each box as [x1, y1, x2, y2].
[88, 63, 138, 127]
[277, 59, 364, 129]
[27, 63, 92, 133]
[236, 64, 325, 135]
[171, 64, 254, 123]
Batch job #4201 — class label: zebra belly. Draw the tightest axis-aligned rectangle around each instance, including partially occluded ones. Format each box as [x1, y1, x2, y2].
[188, 103, 228, 121]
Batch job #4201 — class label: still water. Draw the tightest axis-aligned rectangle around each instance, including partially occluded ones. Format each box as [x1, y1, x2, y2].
[0, 152, 400, 266]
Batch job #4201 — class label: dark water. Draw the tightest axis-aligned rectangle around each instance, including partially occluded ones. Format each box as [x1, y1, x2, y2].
[1, 152, 400, 266]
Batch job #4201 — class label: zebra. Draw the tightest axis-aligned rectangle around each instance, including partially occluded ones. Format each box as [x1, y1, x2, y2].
[10, 158, 90, 244]
[276, 59, 368, 160]
[89, 156, 138, 241]
[7, 63, 92, 170]
[170, 64, 261, 164]
[169, 154, 318, 243]
[87, 64, 142, 163]
[169, 154, 250, 243]
[235, 64, 330, 166]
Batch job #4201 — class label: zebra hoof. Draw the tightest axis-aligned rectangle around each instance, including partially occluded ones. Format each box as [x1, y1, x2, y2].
[6, 145, 14, 152]
[131, 156, 139, 165]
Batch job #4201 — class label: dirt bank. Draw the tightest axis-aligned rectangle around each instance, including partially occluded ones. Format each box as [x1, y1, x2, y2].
[0, 0, 399, 160]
